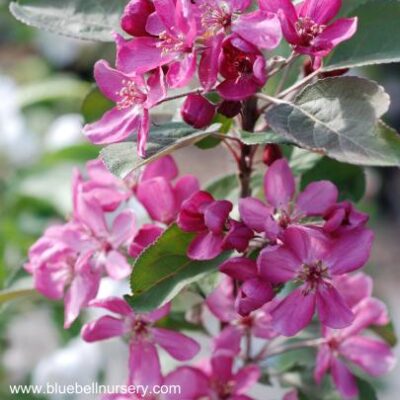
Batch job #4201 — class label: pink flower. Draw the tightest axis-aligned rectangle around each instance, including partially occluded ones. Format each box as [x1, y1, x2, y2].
[258, 225, 374, 336]
[323, 200, 369, 235]
[164, 350, 260, 400]
[121, 0, 155, 37]
[206, 276, 277, 355]
[218, 258, 274, 316]
[181, 94, 216, 129]
[217, 34, 267, 100]
[116, 0, 197, 88]
[314, 297, 396, 398]
[80, 159, 131, 212]
[129, 224, 164, 258]
[178, 191, 253, 260]
[283, 391, 298, 400]
[239, 159, 338, 241]
[261, 0, 358, 68]
[136, 156, 200, 224]
[82, 297, 200, 385]
[83, 60, 166, 157]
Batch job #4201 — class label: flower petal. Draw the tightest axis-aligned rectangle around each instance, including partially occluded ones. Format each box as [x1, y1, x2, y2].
[239, 197, 273, 232]
[141, 155, 178, 182]
[81, 315, 126, 342]
[219, 257, 258, 281]
[233, 364, 260, 394]
[214, 325, 242, 355]
[109, 210, 136, 248]
[296, 181, 338, 216]
[94, 60, 126, 102]
[204, 200, 232, 234]
[271, 287, 316, 336]
[88, 296, 133, 316]
[314, 343, 332, 384]
[105, 250, 131, 280]
[174, 175, 200, 208]
[166, 52, 197, 88]
[199, 34, 224, 90]
[330, 357, 358, 399]
[152, 328, 200, 360]
[314, 17, 358, 48]
[206, 277, 236, 322]
[299, 0, 341, 24]
[188, 232, 224, 260]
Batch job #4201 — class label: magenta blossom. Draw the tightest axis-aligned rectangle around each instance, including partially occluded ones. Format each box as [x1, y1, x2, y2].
[83, 60, 166, 157]
[178, 191, 253, 260]
[239, 159, 338, 241]
[206, 276, 277, 355]
[129, 224, 164, 258]
[315, 297, 396, 398]
[136, 155, 200, 224]
[218, 258, 274, 316]
[116, 0, 197, 88]
[164, 350, 260, 400]
[181, 94, 216, 129]
[261, 0, 358, 68]
[82, 297, 200, 385]
[216, 34, 267, 100]
[258, 225, 374, 336]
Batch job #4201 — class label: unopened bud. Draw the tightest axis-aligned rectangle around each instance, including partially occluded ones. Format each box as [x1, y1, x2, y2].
[181, 94, 216, 129]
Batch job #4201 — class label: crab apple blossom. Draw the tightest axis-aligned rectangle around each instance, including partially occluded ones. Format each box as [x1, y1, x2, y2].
[136, 155, 200, 224]
[82, 297, 200, 384]
[314, 297, 396, 398]
[239, 159, 338, 241]
[258, 225, 374, 336]
[164, 349, 260, 400]
[181, 94, 216, 129]
[261, 0, 358, 68]
[83, 60, 166, 157]
[178, 191, 253, 260]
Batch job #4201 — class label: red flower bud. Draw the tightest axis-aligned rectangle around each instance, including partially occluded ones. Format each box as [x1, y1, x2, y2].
[217, 100, 242, 118]
[121, 0, 155, 37]
[262, 144, 282, 166]
[181, 94, 216, 129]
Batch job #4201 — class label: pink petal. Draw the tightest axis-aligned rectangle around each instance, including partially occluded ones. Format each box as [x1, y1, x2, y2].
[174, 175, 200, 208]
[222, 221, 253, 253]
[137, 177, 177, 224]
[314, 17, 358, 48]
[199, 34, 224, 90]
[88, 296, 133, 316]
[167, 52, 197, 88]
[145, 11, 165, 35]
[264, 159, 295, 210]
[260, 0, 298, 24]
[233, 10, 282, 50]
[219, 257, 258, 281]
[146, 67, 167, 107]
[326, 228, 374, 275]
[94, 60, 126, 102]
[271, 287, 316, 336]
[188, 232, 224, 260]
[314, 343, 332, 384]
[258, 245, 300, 284]
[121, 0, 155, 36]
[330, 357, 358, 399]
[152, 328, 200, 360]
[137, 108, 150, 158]
[141, 155, 178, 182]
[83, 106, 140, 145]
[239, 197, 273, 232]
[34, 263, 70, 300]
[129, 224, 164, 258]
[236, 278, 274, 316]
[233, 364, 260, 395]
[299, 0, 341, 24]
[206, 277, 236, 322]
[81, 315, 126, 342]
[109, 210, 136, 248]
[129, 340, 162, 387]
[296, 181, 338, 216]
[214, 325, 242, 355]
[339, 336, 396, 376]
[217, 76, 260, 101]
[316, 283, 354, 329]
[204, 200, 232, 233]
[211, 352, 234, 381]
[145, 302, 171, 322]
[252, 301, 278, 339]
[105, 250, 131, 280]
[163, 367, 210, 400]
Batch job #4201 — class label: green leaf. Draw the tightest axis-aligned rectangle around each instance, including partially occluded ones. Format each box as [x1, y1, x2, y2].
[206, 174, 239, 200]
[325, 0, 400, 70]
[155, 311, 203, 332]
[125, 224, 230, 312]
[288, 147, 323, 175]
[81, 87, 114, 124]
[101, 122, 220, 178]
[356, 377, 378, 400]
[301, 158, 366, 202]
[10, 0, 126, 42]
[41, 143, 99, 165]
[196, 114, 231, 149]
[370, 321, 398, 347]
[240, 130, 289, 145]
[266, 76, 400, 167]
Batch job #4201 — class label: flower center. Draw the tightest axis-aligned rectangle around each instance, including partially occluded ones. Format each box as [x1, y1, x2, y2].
[116, 80, 147, 110]
[212, 379, 235, 399]
[298, 260, 330, 293]
[295, 17, 326, 46]
[200, 1, 232, 36]
[158, 31, 187, 56]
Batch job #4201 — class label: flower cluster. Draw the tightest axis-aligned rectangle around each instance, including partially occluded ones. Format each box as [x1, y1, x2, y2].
[82, 0, 357, 156]
[25, 155, 198, 327]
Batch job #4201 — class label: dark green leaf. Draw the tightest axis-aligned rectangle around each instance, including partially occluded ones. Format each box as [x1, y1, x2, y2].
[325, 0, 400, 70]
[289, 147, 323, 175]
[266, 77, 400, 166]
[101, 122, 221, 178]
[155, 311, 203, 332]
[301, 158, 366, 202]
[356, 377, 378, 400]
[370, 321, 398, 347]
[81, 87, 114, 124]
[125, 224, 230, 312]
[10, 0, 126, 42]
